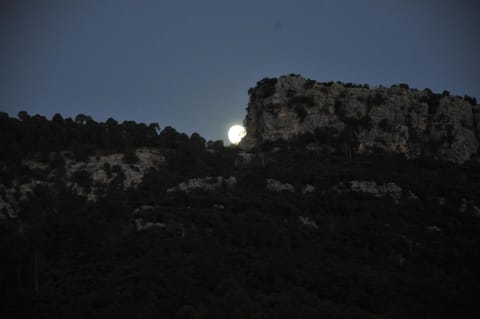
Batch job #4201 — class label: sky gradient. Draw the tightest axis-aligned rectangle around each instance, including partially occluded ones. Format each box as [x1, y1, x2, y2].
[1, 0, 479, 142]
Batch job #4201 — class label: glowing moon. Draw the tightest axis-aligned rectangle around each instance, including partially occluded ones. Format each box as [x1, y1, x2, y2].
[228, 125, 246, 144]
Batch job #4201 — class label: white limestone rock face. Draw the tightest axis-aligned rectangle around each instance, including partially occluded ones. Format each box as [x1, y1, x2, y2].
[133, 205, 156, 215]
[168, 176, 237, 193]
[299, 216, 318, 229]
[66, 147, 165, 189]
[1, 148, 166, 212]
[135, 218, 166, 232]
[335, 180, 409, 202]
[21, 160, 49, 171]
[302, 184, 315, 195]
[64, 148, 165, 201]
[350, 180, 403, 200]
[266, 179, 294, 193]
[241, 75, 479, 163]
[427, 225, 442, 232]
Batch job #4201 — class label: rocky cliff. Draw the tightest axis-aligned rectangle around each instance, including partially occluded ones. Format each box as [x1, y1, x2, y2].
[241, 75, 479, 163]
[0, 148, 165, 219]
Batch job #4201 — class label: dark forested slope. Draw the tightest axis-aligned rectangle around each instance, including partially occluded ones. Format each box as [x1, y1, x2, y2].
[1, 111, 479, 318]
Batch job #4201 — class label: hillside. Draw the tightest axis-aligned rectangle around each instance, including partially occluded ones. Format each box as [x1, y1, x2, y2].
[1, 81, 480, 318]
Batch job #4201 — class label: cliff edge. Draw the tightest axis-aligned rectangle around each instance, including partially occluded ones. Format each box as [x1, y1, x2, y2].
[241, 75, 479, 163]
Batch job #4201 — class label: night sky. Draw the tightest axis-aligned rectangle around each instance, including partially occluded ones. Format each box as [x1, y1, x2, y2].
[1, 0, 479, 142]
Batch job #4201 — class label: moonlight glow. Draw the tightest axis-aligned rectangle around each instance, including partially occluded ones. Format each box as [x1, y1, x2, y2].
[228, 125, 246, 144]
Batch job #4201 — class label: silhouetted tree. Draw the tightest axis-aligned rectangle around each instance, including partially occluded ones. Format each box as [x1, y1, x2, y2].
[18, 111, 30, 122]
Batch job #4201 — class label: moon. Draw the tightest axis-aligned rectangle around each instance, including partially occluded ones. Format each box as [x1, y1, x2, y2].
[228, 125, 246, 145]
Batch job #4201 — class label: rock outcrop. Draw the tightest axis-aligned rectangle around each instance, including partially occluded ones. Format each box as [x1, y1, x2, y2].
[0, 148, 165, 218]
[167, 176, 237, 193]
[266, 178, 294, 193]
[299, 216, 318, 229]
[334, 180, 405, 201]
[241, 75, 479, 163]
[65, 147, 165, 191]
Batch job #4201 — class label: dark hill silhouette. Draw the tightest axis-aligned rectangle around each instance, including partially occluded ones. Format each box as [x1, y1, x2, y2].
[1, 100, 479, 318]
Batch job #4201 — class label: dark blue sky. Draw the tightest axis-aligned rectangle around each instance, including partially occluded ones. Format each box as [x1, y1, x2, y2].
[1, 0, 479, 142]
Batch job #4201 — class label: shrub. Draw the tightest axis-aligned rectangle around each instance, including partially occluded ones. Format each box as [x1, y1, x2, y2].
[334, 98, 345, 116]
[103, 162, 112, 178]
[294, 106, 308, 122]
[347, 115, 372, 130]
[367, 92, 385, 107]
[446, 125, 456, 145]
[207, 140, 224, 151]
[249, 78, 278, 99]
[111, 164, 122, 174]
[424, 88, 433, 95]
[304, 79, 316, 89]
[288, 95, 315, 107]
[122, 151, 139, 164]
[286, 89, 296, 97]
[378, 119, 393, 131]
[313, 127, 338, 144]
[72, 170, 92, 190]
[464, 95, 477, 106]
[49, 153, 65, 169]
[257, 78, 277, 98]
[420, 92, 442, 114]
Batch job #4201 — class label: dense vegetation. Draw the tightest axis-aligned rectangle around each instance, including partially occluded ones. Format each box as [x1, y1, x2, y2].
[1, 112, 479, 318]
[0, 111, 224, 163]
